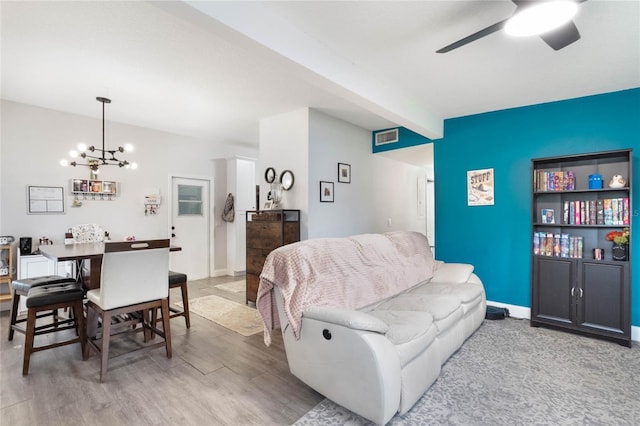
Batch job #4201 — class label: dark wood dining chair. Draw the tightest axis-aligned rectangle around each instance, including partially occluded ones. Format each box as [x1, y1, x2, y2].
[19, 280, 86, 376]
[8, 275, 76, 341]
[84, 239, 171, 383]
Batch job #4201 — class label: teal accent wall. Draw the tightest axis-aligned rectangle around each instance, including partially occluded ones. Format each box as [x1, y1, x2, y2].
[434, 88, 640, 326]
[372, 126, 432, 153]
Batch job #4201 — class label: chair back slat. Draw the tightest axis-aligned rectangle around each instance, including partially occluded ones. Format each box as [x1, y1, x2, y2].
[98, 239, 170, 310]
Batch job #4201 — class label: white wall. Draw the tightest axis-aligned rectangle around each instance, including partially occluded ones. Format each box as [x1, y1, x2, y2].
[259, 108, 310, 238]
[258, 107, 427, 240]
[0, 100, 257, 255]
[308, 109, 426, 238]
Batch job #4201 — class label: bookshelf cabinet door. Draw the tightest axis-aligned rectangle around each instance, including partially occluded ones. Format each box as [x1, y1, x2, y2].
[532, 257, 575, 326]
[578, 261, 630, 338]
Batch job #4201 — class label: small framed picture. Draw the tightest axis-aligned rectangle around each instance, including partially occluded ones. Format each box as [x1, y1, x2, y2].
[263, 201, 273, 210]
[338, 163, 351, 183]
[541, 208, 555, 224]
[320, 181, 334, 202]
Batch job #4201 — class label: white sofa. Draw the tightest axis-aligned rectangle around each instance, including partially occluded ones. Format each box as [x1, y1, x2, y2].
[257, 231, 486, 425]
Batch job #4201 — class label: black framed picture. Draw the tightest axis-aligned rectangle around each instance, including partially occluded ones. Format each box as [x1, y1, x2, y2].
[338, 163, 351, 183]
[320, 181, 334, 202]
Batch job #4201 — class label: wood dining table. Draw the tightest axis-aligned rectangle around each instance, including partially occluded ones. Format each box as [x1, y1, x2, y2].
[39, 243, 181, 290]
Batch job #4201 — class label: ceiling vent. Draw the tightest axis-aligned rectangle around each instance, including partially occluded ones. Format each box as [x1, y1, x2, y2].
[375, 128, 399, 146]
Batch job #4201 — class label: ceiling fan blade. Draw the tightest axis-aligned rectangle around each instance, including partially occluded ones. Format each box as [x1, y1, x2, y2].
[436, 19, 508, 53]
[539, 20, 581, 50]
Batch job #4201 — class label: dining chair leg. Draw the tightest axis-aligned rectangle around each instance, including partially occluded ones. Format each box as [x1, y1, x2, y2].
[8, 292, 19, 341]
[73, 302, 88, 360]
[22, 308, 37, 376]
[161, 299, 172, 359]
[99, 311, 112, 383]
[179, 283, 191, 328]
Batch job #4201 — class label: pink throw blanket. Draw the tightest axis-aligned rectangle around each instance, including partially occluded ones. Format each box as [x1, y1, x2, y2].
[257, 231, 435, 345]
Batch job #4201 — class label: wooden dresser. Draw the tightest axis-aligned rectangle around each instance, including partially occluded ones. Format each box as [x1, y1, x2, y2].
[245, 209, 300, 304]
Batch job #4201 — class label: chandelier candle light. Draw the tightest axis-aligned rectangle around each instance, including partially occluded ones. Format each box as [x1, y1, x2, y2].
[60, 97, 137, 174]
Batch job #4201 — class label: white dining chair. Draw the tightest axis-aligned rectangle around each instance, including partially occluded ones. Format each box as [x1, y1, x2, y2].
[84, 239, 171, 382]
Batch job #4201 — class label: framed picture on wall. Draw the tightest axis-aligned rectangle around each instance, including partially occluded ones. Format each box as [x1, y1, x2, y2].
[320, 181, 334, 202]
[338, 163, 351, 183]
[467, 168, 494, 206]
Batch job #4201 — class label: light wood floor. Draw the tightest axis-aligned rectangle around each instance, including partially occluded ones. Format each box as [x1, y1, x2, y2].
[0, 277, 323, 426]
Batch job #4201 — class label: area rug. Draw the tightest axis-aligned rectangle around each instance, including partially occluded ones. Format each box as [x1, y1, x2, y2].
[176, 294, 263, 336]
[294, 318, 640, 425]
[215, 280, 246, 293]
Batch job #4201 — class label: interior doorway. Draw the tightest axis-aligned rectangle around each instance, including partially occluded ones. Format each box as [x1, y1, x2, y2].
[170, 176, 212, 280]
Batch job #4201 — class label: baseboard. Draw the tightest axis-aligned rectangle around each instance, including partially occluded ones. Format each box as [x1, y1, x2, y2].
[211, 268, 230, 277]
[486, 300, 639, 343]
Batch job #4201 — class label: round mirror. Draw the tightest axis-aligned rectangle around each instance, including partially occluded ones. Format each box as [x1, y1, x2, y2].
[280, 170, 295, 190]
[264, 167, 276, 183]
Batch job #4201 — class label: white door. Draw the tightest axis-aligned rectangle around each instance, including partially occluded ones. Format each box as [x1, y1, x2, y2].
[171, 177, 211, 280]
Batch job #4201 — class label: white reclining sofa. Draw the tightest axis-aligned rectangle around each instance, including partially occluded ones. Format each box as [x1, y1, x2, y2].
[257, 231, 485, 425]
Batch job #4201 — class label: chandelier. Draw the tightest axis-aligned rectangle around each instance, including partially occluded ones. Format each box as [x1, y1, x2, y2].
[59, 97, 137, 174]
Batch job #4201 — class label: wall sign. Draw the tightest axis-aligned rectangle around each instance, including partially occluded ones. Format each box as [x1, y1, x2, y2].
[467, 168, 494, 206]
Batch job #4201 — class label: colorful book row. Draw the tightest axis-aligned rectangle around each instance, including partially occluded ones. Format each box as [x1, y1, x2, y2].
[533, 232, 583, 258]
[562, 198, 629, 226]
[534, 170, 575, 192]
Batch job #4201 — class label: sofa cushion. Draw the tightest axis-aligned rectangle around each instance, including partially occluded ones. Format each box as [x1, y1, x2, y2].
[408, 281, 484, 304]
[430, 262, 474, 283]
[374, 293, 463, 334]
[368, 310, 437, 367]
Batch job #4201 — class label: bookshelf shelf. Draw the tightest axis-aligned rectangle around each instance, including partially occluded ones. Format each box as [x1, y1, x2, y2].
[530, 148, 632, 347]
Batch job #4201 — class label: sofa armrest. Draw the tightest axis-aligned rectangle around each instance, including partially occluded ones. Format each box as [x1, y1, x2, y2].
[303, 306, 389, 334]
[430, 262, 475, 283]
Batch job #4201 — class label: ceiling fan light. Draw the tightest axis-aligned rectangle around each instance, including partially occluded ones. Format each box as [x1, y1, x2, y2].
[505, 1, 578, 37]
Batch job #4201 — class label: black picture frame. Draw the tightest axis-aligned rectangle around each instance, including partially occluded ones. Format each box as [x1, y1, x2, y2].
[338, 163, 351, 183]
[320, 181, 334, 202]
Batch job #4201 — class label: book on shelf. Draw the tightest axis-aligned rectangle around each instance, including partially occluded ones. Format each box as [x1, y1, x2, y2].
[533, 231, 581, 258]
[534, 170, 575, 192]
[541, 209, 555, 224]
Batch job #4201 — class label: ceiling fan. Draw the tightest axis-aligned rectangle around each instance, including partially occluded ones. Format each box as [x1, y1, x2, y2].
[436, 0, 586, 53]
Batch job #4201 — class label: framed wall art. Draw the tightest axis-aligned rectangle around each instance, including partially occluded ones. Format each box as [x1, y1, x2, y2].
[320, 181, 334, 202]
[338, 163, 351, 183]
[467, 168, 494, 206]
[28, 185, 64, 214]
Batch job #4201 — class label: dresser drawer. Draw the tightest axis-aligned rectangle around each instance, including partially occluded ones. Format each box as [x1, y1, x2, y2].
[246, 248, 271, 275]
[246, 222, 282, 250]
[246, 273, 260, 303]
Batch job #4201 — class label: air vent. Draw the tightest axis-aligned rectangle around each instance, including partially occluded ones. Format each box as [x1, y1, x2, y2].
[375, 129, 399, 146]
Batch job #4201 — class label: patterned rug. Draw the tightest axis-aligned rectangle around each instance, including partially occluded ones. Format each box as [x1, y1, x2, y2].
[294, 318, 640, 425]
[177, 294, 263, 336]
[215, 280, 246, 293]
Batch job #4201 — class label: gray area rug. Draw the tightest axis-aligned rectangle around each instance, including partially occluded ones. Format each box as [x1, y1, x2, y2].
[295, 318, 640, 425]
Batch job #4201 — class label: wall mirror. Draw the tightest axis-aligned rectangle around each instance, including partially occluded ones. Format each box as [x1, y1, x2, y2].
[280, 170, 295, 190]
[264, 167, 276, 183]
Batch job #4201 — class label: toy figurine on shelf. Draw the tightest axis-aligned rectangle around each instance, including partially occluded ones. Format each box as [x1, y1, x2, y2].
[609, 174, 626, 188]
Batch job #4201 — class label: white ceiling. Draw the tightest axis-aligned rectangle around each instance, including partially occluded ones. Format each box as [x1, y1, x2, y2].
[2, 1, 639, 158]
